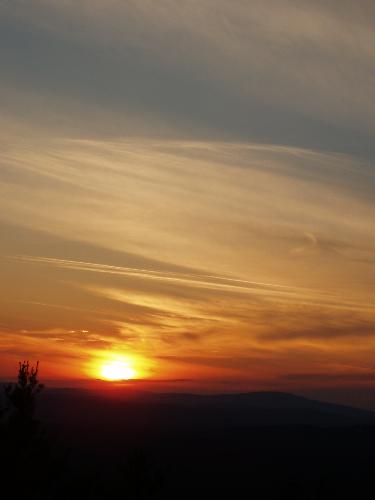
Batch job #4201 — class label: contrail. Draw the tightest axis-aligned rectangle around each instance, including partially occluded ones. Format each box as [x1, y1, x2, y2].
[11, 254, 301, 295]
[10, 254, 374, 312]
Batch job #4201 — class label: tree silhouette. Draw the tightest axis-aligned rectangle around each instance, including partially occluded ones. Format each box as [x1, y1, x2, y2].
[4, 360, 44, 420]
[0, 361, 69, 498]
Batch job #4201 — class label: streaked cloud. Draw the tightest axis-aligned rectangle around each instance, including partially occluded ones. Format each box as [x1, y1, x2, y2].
[1, 139, 374, 285]
[2, 1, 375, 154]
[1, 2, 375, 392]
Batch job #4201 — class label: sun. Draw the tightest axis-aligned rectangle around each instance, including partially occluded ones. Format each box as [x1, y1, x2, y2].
[100, 360, 136, 381]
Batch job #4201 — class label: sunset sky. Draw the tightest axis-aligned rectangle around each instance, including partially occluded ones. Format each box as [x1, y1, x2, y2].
[1, 2, 375, 399]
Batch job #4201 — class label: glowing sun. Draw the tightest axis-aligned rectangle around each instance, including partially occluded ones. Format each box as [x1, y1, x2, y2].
[100, 361, 136, 381]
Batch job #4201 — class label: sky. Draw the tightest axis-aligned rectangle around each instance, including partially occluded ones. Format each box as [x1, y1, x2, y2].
[1, 1, 375, 403]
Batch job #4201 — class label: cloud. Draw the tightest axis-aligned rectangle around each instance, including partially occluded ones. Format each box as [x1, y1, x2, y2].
[1, 3, 375, 388]
[1, 2, 375, 154]
[11, 254, 303, 296]
[262, 318, 375, 342]
[282, 372, 375, 383]
[1, 138, 374, 291]
[0, 137, 374, 384]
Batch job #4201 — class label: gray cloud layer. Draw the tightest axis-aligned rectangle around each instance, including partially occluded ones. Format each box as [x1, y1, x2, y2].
[1, 1, 375, 156]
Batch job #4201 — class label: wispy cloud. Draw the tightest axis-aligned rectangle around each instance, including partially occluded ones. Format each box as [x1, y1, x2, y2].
[11, 254, 375, 315]
[11, 254, 304, 294]
[1, 2, 375, 390]
[2, 1, 375, 154]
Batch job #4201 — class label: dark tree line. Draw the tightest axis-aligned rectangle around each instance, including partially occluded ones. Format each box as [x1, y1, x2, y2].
[0, 361, 163, 499]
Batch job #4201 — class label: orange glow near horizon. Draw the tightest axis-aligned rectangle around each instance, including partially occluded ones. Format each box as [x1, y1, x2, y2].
[100, 360, 136, 381]
[3, 0, 375, 411]
[90, 354, 146, 382]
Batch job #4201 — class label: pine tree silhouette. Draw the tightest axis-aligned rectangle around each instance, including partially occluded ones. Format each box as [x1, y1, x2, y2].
[4, 360, 44, 420]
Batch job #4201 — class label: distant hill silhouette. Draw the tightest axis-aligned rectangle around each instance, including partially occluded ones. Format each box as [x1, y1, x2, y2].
[37, 389, 375, 429]
[3, 387, 375, 499]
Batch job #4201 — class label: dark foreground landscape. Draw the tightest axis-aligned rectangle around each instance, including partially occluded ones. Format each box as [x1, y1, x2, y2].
[1, 388, 375, 499]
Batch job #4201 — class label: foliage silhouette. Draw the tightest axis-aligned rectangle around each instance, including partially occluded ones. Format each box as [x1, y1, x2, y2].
[4, 360, 44, 420]
[0, 361, 164, 499]
[0, 361, 69, 499]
